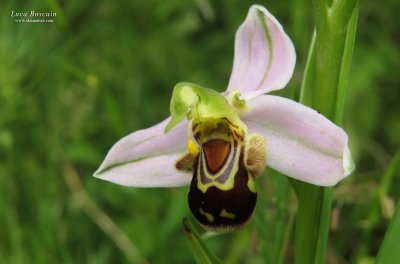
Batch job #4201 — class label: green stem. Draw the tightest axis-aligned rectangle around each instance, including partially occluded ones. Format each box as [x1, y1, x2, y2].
[294, 0, 359, 263]
[294, 184, 334, 264]
[294, 183, 323, 264]
[312, 0, 358, 117]
[313, 187, 333, 264]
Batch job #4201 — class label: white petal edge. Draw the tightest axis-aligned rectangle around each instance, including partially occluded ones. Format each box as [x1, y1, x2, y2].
[226, 5, 296, 95]
[243, 95, 354, 186]
[94, 117, 191, 187]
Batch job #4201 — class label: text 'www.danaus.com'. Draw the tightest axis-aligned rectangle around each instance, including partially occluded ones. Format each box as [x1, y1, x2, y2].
[15, 19, 54, 23]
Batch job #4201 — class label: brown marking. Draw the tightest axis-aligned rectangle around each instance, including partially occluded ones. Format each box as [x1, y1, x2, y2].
[188, 147, 257, 231]
[231, 130, 244, 142]
[175, 152, 196, 172]
[222, 117, 238, 128]
[202, 139, 230, 173]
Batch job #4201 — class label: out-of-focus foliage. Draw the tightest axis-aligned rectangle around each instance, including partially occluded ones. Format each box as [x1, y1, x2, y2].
[0, 0, 399, 263]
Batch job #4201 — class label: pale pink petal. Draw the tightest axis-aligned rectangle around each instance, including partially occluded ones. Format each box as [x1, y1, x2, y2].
[95, 154, 192, 187]
[94, 117, 192, 187]
[243, 95, 354, 186]
[226, 5, 296, 95]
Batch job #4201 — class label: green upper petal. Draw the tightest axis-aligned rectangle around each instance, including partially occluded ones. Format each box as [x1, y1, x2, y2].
[165, 82, 246, 137]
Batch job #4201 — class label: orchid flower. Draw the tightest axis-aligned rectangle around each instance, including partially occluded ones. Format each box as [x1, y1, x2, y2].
[94, 5, 354, 231]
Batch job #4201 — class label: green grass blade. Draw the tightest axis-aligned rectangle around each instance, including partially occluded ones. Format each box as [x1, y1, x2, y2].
[299, 30, 317, 107]
[334, 2, 359, 124]
[375, 149, 400, 264]
[378, 149, 400, 198]
[182, 218, 221, 264]
[376, 202, 400, 264]
[355, 148, 400, 261]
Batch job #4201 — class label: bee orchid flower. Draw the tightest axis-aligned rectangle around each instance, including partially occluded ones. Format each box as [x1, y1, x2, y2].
[94, 5, 354, 231]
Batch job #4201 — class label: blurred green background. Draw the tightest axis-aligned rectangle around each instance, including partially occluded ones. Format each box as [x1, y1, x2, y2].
[0, 0, 399, 263]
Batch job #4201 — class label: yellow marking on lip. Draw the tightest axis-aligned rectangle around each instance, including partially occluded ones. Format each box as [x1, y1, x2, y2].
[199, 208, 214, 222]
[187, 120, 199, 155]
[220, 209, 236, 219]
[187, 138, 199, 155]
[247, 174, 256, 193]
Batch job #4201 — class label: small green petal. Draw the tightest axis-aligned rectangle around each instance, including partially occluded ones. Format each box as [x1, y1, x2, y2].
[165, 82, 246, 136]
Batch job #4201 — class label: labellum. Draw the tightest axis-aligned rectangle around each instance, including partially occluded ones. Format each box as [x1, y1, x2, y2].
[176, 120, 266, 231]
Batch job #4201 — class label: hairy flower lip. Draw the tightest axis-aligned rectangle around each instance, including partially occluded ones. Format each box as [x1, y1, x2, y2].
[94, 5, 354, 188]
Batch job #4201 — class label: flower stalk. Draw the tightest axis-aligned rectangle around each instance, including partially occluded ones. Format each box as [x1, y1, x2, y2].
[294, 1, 359, 263]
